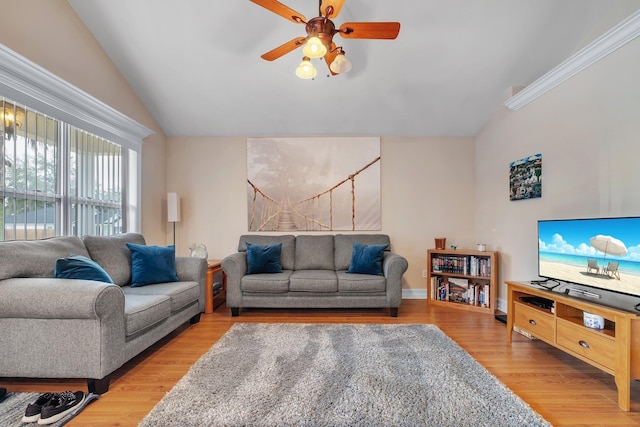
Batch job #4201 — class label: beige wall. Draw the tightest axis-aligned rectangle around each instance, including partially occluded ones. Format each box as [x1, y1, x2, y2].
[167, 136, 476, 293]
[7, 2, 636, 304]
[475, 38, 640, 311]
[0, 0, 168, 244]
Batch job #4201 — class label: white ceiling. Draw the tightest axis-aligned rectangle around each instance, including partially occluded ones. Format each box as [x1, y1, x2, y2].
[67, 0, 625, 138]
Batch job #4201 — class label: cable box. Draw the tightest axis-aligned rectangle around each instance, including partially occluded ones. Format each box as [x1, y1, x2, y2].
[519, 296, 554, 310]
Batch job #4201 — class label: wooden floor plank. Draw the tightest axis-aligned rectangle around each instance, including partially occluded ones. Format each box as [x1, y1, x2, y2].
[3, 300, 640, 426]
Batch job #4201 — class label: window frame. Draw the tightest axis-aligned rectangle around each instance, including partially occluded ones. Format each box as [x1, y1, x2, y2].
[0, 43, 153, 236]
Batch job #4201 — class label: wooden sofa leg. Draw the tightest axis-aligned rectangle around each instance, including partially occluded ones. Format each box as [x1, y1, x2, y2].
[231, 307, 240, 316]
[190, 313, 201, 324]
[390, 307, 398, 317]
[87, 376, 110, 394]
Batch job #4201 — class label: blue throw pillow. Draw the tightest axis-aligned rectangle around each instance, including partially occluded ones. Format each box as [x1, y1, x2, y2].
[246, 242, 283, 274]
[55, 254, 114, 284]
[347, 242, 388, 276]
[126, 243, 179, 287]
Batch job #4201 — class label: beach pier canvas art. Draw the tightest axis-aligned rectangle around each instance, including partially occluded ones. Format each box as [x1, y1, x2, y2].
[538, 217, 640, 297]
[246, 137, 381, 232]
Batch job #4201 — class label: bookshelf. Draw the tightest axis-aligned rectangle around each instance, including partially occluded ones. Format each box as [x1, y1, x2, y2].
[427, 249, 498, 314]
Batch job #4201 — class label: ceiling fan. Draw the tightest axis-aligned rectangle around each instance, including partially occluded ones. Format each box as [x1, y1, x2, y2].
[250, 0, 401, 78]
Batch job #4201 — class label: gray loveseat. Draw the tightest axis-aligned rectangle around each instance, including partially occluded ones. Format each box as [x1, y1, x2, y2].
[0, 233, 206, 394]
[222, 234, 408, 317]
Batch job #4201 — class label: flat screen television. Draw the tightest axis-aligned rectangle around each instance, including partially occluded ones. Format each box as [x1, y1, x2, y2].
[537, 216, 640, 310]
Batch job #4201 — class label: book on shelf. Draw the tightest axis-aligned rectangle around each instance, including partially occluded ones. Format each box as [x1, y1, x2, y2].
[432, 254, 491, 277]
[447, 278, 469, 303]
[430, 276, 449, 301]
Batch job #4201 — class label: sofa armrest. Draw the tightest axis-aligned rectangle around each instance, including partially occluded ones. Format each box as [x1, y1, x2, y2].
[0, 277, 124, 319]
[221, 252, 247, 308]
[382, 253, 409, 306]
[0, 277, 127, 380]
[175, 257, 207, 312]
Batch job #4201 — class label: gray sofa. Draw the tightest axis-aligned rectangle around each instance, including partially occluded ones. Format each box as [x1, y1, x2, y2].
[0, 233, 207, 394]
[222, 234, 408, 317]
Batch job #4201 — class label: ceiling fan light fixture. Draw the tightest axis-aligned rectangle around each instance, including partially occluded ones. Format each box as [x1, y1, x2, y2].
[330, 52, 352, 74]
[302, 36, 327, 58]
[295, 57, 317, 79]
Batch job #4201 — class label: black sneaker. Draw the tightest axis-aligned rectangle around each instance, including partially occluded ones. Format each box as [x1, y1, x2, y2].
[37, 391, 85, 425]
[21, 392, 55, 423]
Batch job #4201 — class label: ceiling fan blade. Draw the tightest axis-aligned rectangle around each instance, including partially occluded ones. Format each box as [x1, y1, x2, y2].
[250, 0, 306, 23]
[324, 42, 339, 76]
[339, 22, 401, 39]
[320, 0, 345, 18]
[260, 37, 306, 61]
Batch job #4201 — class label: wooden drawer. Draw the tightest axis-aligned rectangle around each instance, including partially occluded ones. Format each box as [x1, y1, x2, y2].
[513, 302, 555, 342]
[556, 318, 615, 370]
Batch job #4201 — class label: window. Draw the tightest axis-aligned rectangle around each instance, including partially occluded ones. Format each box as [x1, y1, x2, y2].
[0, 44, 153, 241]
[1, 99, 128, 240]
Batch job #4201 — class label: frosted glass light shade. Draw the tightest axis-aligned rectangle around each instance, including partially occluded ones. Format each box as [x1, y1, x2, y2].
[296, 58, 317, 79]
[302, 37, 327, 58]
[330, 54, 352, 74]
[167, 192, 181, 222]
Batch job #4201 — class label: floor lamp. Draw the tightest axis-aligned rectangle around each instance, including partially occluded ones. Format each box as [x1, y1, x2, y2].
[167, 192, 181, 246]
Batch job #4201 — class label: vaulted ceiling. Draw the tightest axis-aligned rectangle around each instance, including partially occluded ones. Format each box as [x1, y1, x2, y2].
[68, 1, 628, 137]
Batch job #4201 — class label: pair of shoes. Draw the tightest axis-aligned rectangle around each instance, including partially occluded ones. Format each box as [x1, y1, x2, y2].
[21, 391, 85, 425]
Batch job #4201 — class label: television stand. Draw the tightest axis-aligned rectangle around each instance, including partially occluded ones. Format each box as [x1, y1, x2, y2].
[506, 280, 640, 411]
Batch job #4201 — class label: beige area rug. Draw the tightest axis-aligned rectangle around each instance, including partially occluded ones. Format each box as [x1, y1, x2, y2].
[139, 323, 551, 427]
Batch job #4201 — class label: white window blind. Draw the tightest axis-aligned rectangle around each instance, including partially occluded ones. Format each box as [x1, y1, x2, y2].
[1, 98, 127, 240]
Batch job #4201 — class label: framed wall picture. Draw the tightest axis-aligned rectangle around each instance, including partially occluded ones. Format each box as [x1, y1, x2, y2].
[509, 154, 542, 201]
[247, 137, 381, 231]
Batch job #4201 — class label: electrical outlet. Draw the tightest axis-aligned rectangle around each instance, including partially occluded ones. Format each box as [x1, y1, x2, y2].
[422, 269, 427, 278]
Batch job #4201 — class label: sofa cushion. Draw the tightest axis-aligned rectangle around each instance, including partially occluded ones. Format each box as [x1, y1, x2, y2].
[290, 270, 338, 292]
[123, 294, 171, 337]
[54, 254, 114, 284]
[337, 271, 387, 292]
[0, 236, 90, 280]
[239, 235, 295, 270]
[123, 281, 199, 313]
[295, 235, 335, 270]
[82, 233, 146, 286]
[241, 271, 292, 293]
[334, 234, 391, 271]
[246, 242, 283, 274]
[126, 243, 179, 287]
[347, 243, 388, 276]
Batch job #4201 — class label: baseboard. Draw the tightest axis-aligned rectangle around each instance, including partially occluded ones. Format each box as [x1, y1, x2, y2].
[402, 289, 427, 299]
[496, 297, 507, 313]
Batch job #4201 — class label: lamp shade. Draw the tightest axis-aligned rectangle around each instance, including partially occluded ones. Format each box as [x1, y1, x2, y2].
[302, 37, 327, 59]
[167, 192, 181, 222]
[330, 54, 352, 74]
[296, 57, 317, 79]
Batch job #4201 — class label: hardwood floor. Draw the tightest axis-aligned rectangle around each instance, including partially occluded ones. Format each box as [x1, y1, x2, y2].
[4, 300, 640, 426]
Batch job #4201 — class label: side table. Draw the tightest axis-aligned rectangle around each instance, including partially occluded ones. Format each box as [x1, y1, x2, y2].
[205, 259, 226, 313]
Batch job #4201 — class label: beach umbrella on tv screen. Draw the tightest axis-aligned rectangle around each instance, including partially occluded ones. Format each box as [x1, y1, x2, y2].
[589, 235, 627, 260]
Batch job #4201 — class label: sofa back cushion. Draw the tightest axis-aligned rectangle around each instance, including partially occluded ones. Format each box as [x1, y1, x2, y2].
[334, 234, 391, 271]
[295, 235, 335, 270]
[82, 233, 146, 286]
[238, 235, 295, 271]
[0, 236, 90, 280]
